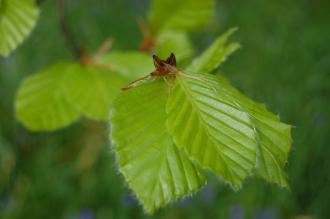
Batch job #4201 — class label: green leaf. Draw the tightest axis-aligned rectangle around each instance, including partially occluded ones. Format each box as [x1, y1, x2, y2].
[15, 62, 80, 131]
[99, 51, 154, 79]
[150, 0, 213, 33]
[0, 0, 39, 56]
[187, 28, 241, 74]
[63, 51, 154, 120]
[155, 31, 193, 66]
[63, 63, 127, 120]
[111, 79, 206, 213]
[15, 52, 154, 131]
[166, 73, 258, 190]
[215, 75, 292, 187]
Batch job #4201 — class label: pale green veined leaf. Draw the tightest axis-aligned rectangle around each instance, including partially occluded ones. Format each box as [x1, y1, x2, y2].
[99, 51, 154, 79]
[63, 63, 127, 120]
[0, 0, 39, 56]
[166, 73, 258, 190]
[187, 28, 241, 74]
[150, 0, 213, 33]
[63, 51, 154, 120]
[216, 75, 292, 187]
[15, 62, 80, 131]
[155, 31, 193, 66]
[111, 79, 206, 213]
[16, 52, 154, 131]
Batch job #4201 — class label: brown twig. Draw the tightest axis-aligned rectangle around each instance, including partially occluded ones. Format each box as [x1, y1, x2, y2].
[56, 0, 115, 69]
[92, 38, 113, 59]
[57, 0, 81, 58]
[138, 17, 155, 52]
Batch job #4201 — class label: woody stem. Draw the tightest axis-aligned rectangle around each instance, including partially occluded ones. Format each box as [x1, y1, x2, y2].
[57, 0, 81, 58]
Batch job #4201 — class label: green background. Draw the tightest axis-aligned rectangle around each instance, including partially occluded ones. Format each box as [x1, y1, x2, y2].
[1, 0, 329, 218]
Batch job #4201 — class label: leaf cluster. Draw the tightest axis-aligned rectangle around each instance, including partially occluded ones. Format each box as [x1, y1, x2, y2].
[111, 29, 292, 213]
[15, 52, 154, 130]
[12, 0, 214, 131]
[1, 0, 292, 214]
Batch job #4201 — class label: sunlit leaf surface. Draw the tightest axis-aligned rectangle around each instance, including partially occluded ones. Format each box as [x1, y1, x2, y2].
[111, 80, 206, 213]
[15, 62, 80, 131]
[63, 63, 126, 120]
[167, 73, 258, 190]
[215, 75, 292, 187]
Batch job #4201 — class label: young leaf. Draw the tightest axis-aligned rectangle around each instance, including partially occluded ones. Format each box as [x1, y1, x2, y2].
[63, 51, 154, 120]
[166, 73, 258, 190]
[15, 52, 154, 131]
[15, 62, 80, 131]
[155, 31, 193, 65]
[150, 0, 213, 33]
[111, 80, 206, 213]
[99, 51, 154, 79]
[63, 63, 127, 120]
[0, 0, 39, 56]
[187, 28, 241, 74]
[216, 75, 292, 187]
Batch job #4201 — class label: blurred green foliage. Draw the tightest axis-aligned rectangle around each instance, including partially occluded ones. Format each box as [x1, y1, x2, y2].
[0, 0, 329, 218]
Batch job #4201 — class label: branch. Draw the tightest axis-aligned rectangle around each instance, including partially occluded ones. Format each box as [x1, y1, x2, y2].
[138, 17, 155, 52]
[57, 0, 81, 58]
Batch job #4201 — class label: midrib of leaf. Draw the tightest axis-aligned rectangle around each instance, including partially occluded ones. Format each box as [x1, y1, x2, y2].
[177, 76, 257, 151]
[167, 74, 258, 189]
[179, 77, 255, 166]
[210, 84, 262, 168]
[176, 77, 231, 179]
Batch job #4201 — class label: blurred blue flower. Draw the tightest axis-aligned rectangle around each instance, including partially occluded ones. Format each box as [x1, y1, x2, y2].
[230, 205, 244, 219]
[120, 193, 138, 208]
[78, 209, 94, 219]
[200, 184, 216, 204]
